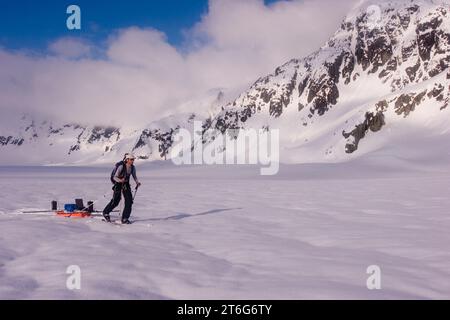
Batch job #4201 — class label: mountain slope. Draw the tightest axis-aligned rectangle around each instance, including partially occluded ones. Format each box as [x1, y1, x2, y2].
[202, 0, 450, 163]
[0, 90, 224, 165]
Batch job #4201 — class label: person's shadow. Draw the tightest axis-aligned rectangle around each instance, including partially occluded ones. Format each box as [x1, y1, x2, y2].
[134, 208, 242, 222]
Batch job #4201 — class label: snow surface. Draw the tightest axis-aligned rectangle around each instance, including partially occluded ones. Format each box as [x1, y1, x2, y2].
[1, 161, 450, 299]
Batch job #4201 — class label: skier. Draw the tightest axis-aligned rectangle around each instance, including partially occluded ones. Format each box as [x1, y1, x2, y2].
[103, 153, 141, 224]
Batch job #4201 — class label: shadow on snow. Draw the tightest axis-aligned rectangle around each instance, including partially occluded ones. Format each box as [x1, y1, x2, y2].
[134, 208, 242, 222]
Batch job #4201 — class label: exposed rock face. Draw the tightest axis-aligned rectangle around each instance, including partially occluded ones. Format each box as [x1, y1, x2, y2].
[394, 91, 427, 117]
[0, 136, 24, 146]
[87, 127, 120, 144]
[343, 112, 385, 154]
[68, 125, 121, 155]
[133, 127, 180, 159]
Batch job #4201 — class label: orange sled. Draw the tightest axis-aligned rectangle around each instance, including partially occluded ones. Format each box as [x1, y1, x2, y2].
[56, 211, 92, 218]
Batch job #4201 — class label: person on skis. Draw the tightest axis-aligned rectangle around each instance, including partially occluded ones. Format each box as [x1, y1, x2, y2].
[103, 153, 141, 224]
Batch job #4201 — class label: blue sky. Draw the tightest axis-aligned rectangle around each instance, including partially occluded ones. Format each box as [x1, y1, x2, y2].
[0, 0, 281, 50]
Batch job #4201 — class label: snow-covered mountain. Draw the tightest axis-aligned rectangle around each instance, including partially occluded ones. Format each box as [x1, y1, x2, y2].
[1, 0, 449, 165]
[0, 90, 225, 165]
[204, 0, 450, 164]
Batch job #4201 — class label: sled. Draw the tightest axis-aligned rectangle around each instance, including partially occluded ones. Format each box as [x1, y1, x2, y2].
[56, 210, 92, 218]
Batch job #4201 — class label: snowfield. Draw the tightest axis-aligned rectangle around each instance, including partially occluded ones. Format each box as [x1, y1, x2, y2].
[1, 159, 450, 300]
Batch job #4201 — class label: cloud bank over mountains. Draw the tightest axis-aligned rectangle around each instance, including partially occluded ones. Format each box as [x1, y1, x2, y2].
[0, 0, 355, 128]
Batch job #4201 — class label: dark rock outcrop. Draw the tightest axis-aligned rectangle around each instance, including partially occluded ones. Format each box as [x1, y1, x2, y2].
[343, 112, 386, 153]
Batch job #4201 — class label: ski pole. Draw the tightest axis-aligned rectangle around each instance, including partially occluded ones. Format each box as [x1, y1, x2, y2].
[133, 185, 139, 201]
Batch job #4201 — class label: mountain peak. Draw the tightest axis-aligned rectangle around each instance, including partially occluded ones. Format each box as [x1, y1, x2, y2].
[200, 0, 450, 163]
[348, 0, 446, 13]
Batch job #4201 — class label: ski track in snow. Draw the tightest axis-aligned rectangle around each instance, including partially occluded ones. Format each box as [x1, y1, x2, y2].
[0, 164, 450, 299]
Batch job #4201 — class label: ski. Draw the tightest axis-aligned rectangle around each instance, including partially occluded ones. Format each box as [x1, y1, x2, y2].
[102, 218, 133, 225]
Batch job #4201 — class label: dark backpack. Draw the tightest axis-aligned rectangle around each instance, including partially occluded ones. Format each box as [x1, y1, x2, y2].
[110, 161, 126, 184]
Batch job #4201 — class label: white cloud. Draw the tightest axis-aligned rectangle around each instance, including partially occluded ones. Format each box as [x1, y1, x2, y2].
[48, 37, 92, 58]
[0, 0, 357, 129]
